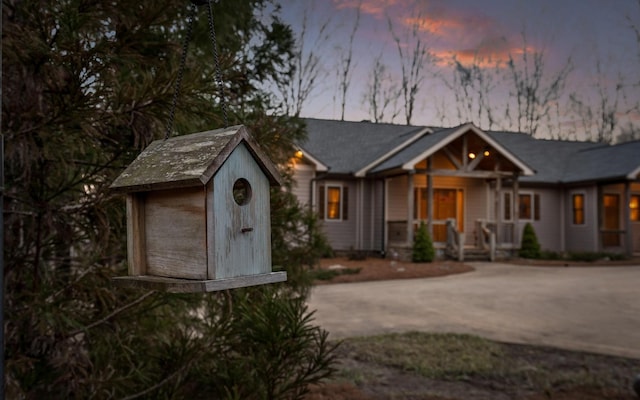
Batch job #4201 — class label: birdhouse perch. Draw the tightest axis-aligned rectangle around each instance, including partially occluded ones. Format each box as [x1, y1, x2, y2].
[110, 125, 287, 293]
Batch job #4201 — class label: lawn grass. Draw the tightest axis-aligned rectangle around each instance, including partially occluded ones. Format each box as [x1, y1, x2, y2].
[335, 332, 636, 395]
[344, 332, 504, 379]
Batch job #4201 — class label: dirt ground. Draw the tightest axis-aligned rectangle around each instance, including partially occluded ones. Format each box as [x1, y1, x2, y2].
[307, 257, 640, 399]
[307, 342, 639, 399]
[315, 257, 474, 284]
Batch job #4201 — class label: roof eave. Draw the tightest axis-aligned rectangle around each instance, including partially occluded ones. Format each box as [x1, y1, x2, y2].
[297, 146, 329, 172]
[354, 127, 432, 177]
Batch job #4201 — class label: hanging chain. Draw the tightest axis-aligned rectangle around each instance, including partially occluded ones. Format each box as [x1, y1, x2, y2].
[165, 0, 228, 139]
[206, 0, 228, 128]
[165, 3, 197, 140]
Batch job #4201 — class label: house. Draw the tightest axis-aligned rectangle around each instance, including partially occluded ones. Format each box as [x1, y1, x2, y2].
[290, 118, 640, 260]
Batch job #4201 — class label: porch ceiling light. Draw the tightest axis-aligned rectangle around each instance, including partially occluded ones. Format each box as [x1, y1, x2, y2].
[468, 152, 476, 159]
[484, 150, 490, 157]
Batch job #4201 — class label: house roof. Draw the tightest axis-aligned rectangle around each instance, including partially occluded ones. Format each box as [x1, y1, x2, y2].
[562, 140, 640, 183]
[485, 131, 602, 184]
[300, 118, 640, 185]
[299, 118, 426, 175]
[111, 125, 282, 193]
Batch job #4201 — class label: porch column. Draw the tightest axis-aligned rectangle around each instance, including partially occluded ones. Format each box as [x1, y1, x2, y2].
[407, 171, 415, 246]
[624, 181, 632, 256]
[495, 176, 501, 243]
[427, 157, 434, 238]
[597, 184, 603, 252]
[513, 173, 520, 246]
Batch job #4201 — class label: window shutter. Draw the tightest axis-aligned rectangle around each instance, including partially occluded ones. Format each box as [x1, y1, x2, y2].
[342, 187, 348, 220]
[534, 194, 541, 220]
[318, 185, 325, 219]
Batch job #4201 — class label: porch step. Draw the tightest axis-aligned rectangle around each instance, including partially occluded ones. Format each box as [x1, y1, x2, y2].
[462, 247, 491, 261]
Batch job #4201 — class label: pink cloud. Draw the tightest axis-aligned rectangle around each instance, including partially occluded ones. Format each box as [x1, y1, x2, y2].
[333, 0, 403, 19]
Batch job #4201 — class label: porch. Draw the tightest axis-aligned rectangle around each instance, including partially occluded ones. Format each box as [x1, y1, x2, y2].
[378, 124, 534, 262]
[387, 219, 517, 261]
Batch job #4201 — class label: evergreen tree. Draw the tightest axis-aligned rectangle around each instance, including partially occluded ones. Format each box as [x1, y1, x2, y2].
[3, 0, 333, 397]
[519, 223, 542, 259]
[412, 222, 435, 262]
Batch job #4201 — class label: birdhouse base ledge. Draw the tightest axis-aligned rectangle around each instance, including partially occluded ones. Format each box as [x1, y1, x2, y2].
[112, 272, 287, 293]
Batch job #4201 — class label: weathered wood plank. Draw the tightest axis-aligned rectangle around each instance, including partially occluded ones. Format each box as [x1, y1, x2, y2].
[112, 271, 287, 293]
[206, 180, 216, 280]
[213, 143, 272, 279]
[145, 187, 207, 279]
[126, 194, 146, 275]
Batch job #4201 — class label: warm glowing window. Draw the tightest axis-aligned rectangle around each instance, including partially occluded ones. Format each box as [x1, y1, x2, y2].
[326, 187, 341, 219]
[631, 195, 640, 222]
[318, 184, 348, 221]
[573, 194, 585, 225]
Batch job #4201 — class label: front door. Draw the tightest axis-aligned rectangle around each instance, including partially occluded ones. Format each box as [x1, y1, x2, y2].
[603, 194, 620, 247]
[415, 188, 464, 242]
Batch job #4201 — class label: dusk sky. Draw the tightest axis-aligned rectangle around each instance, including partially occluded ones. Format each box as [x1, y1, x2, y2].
[276, 0, 640, 141]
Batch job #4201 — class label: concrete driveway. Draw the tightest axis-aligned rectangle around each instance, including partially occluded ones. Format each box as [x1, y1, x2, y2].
[307, 262, 640, 359]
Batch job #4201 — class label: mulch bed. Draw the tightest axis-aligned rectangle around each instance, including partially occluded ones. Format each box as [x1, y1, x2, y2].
[314, 257, 474, 284]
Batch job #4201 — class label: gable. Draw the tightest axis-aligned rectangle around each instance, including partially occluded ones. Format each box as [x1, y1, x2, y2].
[370, 124, 535, 176]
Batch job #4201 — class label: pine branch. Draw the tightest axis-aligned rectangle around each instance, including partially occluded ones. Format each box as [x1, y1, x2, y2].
[67, 291, 155, 338]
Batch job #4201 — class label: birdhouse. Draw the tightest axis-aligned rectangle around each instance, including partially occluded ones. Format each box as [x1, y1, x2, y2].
[110, 125, 287, 293]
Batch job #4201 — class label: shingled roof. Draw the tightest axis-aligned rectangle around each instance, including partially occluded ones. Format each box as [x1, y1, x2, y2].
[300, 118, 427, 174]
[300, 118, 640, 185]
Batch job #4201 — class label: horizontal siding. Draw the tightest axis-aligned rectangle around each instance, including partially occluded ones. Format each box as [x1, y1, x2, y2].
[386, 175, 408, 221]
[291, 164, 314, 206]
[360, 180, 384, 252]
[505, 187, 563, 252]
[565, 185, 598, 252]
[318, 180, 357, 251]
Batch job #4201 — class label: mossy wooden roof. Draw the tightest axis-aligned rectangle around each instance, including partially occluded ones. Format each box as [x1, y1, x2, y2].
[111, 125, 282, 193]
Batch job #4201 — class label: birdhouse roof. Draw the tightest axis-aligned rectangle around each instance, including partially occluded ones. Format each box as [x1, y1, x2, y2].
[110, 125, 283, 193]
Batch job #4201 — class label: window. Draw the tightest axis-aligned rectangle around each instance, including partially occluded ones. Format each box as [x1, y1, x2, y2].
[503, 192, 512, 221]
[318, 184, 348, 221]
[630, 194, 639, 222]
[572, 193, 585, 225]
[503, 192, 540, 221]
[518, 194, 540, 220]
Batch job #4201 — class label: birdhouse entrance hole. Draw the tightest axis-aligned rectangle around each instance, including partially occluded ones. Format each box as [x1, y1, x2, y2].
[233, 178, 252, 205]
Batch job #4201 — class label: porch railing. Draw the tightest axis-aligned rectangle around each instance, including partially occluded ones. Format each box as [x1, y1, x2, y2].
[445, 218, 465, 261]
[476, 220, 496, 261]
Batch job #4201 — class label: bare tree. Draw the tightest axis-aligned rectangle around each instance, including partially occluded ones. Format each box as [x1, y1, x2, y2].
[388, 13, 433, 125]
[505, 33, 573, 137]
[363, 55, 401, 123]
[442, 56, 500, 129]
[276, 6, 331, 117]
[568, 60, 633, 143]
[336, 2, 361, 121]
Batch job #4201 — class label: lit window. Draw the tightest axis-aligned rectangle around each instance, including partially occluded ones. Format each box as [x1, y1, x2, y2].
[327, 187, 341, 219]
[631, 195, 639, 222]
[318, 185, 348, 221]
[573, 194, 585, 225]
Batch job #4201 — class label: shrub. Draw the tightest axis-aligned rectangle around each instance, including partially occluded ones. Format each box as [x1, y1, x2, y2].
[519, 223, 541, 259]
[413, 222, 435, 262]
